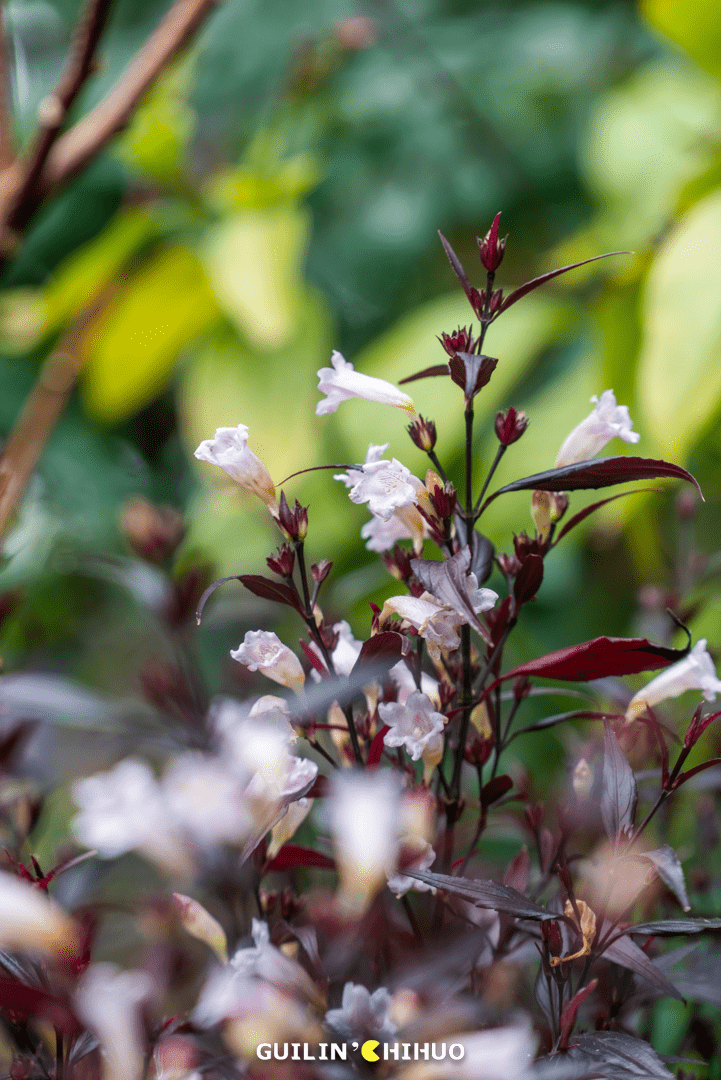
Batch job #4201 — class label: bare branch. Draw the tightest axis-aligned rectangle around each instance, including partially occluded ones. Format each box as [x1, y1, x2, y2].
[41, 0, 222, 196]
[4, 0, 115, 231]
[0, 7, 17, 169]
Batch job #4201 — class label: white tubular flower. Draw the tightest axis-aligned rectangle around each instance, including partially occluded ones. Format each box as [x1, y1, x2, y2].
[361, 512, 414, 552]
[75, 965, 154, 1080]
[349, 458, 426, 521]
[267, 797, 313, 859]
[401, 1025, 535, 1080]
[554, 390, 640, 467]
[391, 660, 440, 707]
[380, 594, 462, 663]
[379, 691, 445, 761]
[328, 769, 401, 914]
[194, 425, 277, 507]
[334, 443, 389, 488]
[172, 893, 228, 964]
[72, 759, 188, 874]
[0, 870, 77, 955]
[162, 753, 253, 847]
[421, 731, 444, 786]
[325, 983, 397, 1041]
[231, 630, 305, 693]
[387, 837, 436, 897]
[626, 639, 721, 722]
[316, 351, 416, 416]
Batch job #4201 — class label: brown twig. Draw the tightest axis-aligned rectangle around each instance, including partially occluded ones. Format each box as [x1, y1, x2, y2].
[0, 294, 108, 542]
[2, 0, 115, 234]
[0, 7, 16, 170]
[40, 0, 221, 198]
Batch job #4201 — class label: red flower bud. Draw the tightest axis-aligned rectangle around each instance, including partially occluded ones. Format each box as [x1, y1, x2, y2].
[478, 212, 508, 273]
[438, 326, 475, 356]
[495, 406, 528, 446]
[277, 491, 309, 541]
[267, 543, 296, 578]
[407, 414, 437, 452]
[311, 559, 332, 583]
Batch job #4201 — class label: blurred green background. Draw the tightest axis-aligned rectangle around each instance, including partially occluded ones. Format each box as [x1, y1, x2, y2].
[2, 0, 721, 688]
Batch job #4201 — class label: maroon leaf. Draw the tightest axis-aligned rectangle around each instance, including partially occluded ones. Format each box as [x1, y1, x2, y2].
[640, 846, 690, 911]
[624, 917, 721, 936]
[305, 775, 329, 799]
[601, 720, 637, 844]
[411, 548, 491, 643]
[481, 774, 513, 808]
[399, 364, 450, 385]
[0, 975, 81, 1033]
[602, 934, 683, 1000]
[349, 632, 405, 679]
[481, 456, 702, 513]
[266, 844, 335, 872]
[673, 757, 721, 788]
[239, 574, 305, 616]
[299, 639, 330, 678]
[537, 1031, 676, 1079]
[502, 846, 530, 894]
[558, 978, 598, 1050]
[490, 636, 690, 686]
[438, 231, 477, 307]
[495, 251, 631, 316]
[404, 868, 558, 921]
[554, 488, 662, 545]
[367, 724, 390, 768]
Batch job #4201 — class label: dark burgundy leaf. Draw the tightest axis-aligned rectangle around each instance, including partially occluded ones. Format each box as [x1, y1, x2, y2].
[640, 846, 690, 911]
[349, 631, 405, 679]
[481, 774, 513, 808]
[554, 488, 662, 545]
[438, 231, 476, 305]
[0, 975, 81, 1033]
[366, 724, 390, 768]
[558, 978, 598, 1050]
[305, 775, 329, 798]
[514, 553, 544, 606]
[601, 720, 637, 843]
[673, 757, 721, 787]
[398, 364, 450, 385]
[602, 934, 683, 1000]
[404, 868, 558, 921]
[411, 548, 491, 643]
[266, 844, 335, 871]
[502, 846, 530, 894]
[299, 639, 330, 678]
[481, 456, 702, 513]
[239, 574, 305, 616]
[495, 251, 632, 317]
[624, 917, 721, 936]
[535, 1031, 675, 1079]
[490, 636, 690, 686]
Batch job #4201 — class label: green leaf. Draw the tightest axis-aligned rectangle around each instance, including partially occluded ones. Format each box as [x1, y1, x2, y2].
[638, 190, 721, 458]
[642, 0, 721, 82]
[81, 247, 221, 423]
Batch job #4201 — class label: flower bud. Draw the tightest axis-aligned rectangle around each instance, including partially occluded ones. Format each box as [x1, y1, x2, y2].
[550, 492, 569, 523]
[530, 490, 552, 540]
[381, 544, 414, 583]
[478, 212, 507, 273]
[267, 543, 295, 578]
[495, 407, 528, 446]
[277, 492, 309, 541]
[429, 480, 457, 521]
[438, 326, 475, 356]
[497, 552, 520, 577]
[172, 893, 228, 963]
[513, 553, 544, 607]
[541, 919, 563, 958]
[408, 415, 437, 452]
[311, 559, 332, 583]
[121, 497, 185, 564]
[572, 758, 593, 800]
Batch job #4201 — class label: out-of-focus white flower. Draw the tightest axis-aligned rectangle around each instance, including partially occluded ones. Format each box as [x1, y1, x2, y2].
[379, 692, 445, 761]
[325, 982, 397, 1041]
[626, 639, 721, 721]
[75, 964, 154, 1080]
[421, 731, 444, 786]
[387, 838, 436, 897]
[172, 893, 228, 963]
[317, 351, 416, 416]
[349, 458, 425, 521]
[194, 425, 277, 507]
[0, 870, 77, 955]
[72, 759, 188, 873]
[399, 1024, 535, 1080]
[328, 770, 401, 914]
[162, 753, 252, 846]
[554, 391, 640, 468]
[391, 661, 440, 708]
[231, 630, 305, 693]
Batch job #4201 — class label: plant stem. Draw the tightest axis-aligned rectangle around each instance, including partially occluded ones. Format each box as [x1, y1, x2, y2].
[474, 444, 506, 518]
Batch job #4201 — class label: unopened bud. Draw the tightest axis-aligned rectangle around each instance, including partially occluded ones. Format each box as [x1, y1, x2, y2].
[311, 559, 332, 583]
[172, 893, 228, 963]
[513, 553, 544, 606]
[550, 492, 569, 523]
[277, 492, 309, 541]
[497, 552, 520, 577]
[572, 758, 593, 800]
[267, 543, 295, 578]
[429, 480, 457, 521]
[438, 326, 474, 357]
[541, 919, 563, 958]
[531, 490, 552, 539]
[478, 212, 507, 273]
[495, 407, 528, 446]
[121, 497, 185, 564]
[408, 415, 437, 452]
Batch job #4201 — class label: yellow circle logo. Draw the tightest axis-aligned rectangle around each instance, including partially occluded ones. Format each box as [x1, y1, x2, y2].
[361, 1040, 380, 1062]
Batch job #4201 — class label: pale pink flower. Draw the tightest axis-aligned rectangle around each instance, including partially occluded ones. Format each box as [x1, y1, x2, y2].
[0, 870, 77, 955]
[162, 753, 253, 846]
[349, 457, 425, 521]
[194, 425, 277, 507]
[328, 769, 401, 913]
[75, 965, 155, 1080]
[554, 390, 640, 467]
[316, 351, 416, 416]
[379, 691, 445, 761]
[231, 630, 305, 692]
[391, 660, 440, 707]
[405, 1025, 535, 1080]
[381, 576, 497, 663]
[386, 838, 436, 896]
[325, 983, 397, 1041]
[361, 512, 415, 551]
[334, 442, 389, 488]
[626, 639, 721, 721]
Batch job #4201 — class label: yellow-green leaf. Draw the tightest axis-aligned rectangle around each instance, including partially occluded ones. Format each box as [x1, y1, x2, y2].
[82, 247, 221, 423]
[642, 0, 721, 83]
[637, 189, 721, 458]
